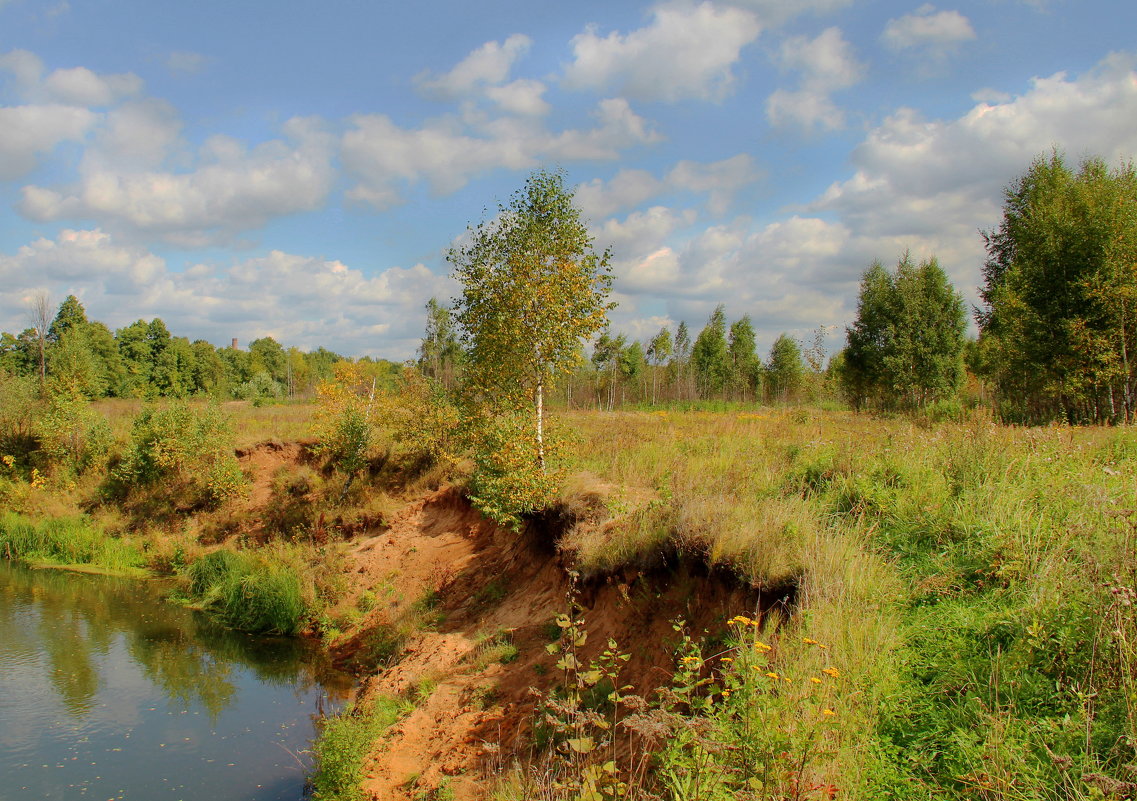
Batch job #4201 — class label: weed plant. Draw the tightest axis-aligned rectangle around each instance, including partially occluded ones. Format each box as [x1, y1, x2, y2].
[310, 695, 411, 801]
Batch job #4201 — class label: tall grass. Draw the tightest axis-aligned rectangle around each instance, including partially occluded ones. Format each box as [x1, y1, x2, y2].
[309, 695, 411, 801]
[184, 547, 311, 635]
[0, 512, 145, 574]
[558, 408, 1137, 798]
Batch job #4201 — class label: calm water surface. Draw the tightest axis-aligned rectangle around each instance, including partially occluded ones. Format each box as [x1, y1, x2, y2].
[0, 561, 352, 801]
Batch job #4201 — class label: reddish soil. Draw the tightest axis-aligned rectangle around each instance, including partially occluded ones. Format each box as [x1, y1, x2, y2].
[235, 442, 772, 801]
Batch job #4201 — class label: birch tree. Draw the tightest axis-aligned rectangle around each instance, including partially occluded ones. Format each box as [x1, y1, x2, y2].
[449, 169, 613, 471]
[647, 326, 673, 405]
[978, 152, 1137, 423]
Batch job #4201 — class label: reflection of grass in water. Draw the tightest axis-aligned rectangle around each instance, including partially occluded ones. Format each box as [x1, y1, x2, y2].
[0, 560, 348, 724]
[130, 636, 237, 721]
[39, 605, 100, 717]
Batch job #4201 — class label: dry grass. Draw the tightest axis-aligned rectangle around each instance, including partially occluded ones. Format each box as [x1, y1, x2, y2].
[548, 405, 1137, 797]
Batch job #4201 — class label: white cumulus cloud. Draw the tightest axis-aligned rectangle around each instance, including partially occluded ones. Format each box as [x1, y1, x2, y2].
[0, 104, 96, 179]
[0, 50, 146, 179]
[814, 52, 1137, 297]
[563, 2, 762, 102]
[416, 34, 532, 100]
[20, 116, 336, 246]
[574, 154, 763, 219]
[343, 98, 659, 208]
[42, 66, 143, 106]
[766, 27, 864, 132]
[882, 5, 976, 54]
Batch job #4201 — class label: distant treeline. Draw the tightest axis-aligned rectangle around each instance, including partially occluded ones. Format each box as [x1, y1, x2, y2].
[420, 297, 836, 409]
[0, 295, 400, 401]
[422, 150, 1137, 426]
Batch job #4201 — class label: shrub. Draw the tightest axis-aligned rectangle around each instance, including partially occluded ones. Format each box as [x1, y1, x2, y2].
[466, 411, 563, 530]
[108, 402, 246, 507]
[384, 368, 462, 468]
[34, 394, 114, 476]
[232, 371, 284, 406]
[0, 371, 41, 464]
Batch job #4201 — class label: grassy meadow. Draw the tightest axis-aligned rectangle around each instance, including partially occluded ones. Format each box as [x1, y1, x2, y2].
[2, 392, 1136, 799]
[551, 407, 1137, 799]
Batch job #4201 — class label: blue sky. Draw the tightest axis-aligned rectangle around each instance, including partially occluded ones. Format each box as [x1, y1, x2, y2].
[2, 0, 1136, 360]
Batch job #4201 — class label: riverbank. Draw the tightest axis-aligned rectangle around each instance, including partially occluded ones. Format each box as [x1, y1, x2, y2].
[0, 558, 351, 801]
[4, 399, 1136, 800]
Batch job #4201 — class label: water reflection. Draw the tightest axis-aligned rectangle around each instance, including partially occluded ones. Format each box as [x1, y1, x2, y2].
[0, 560, 350, 801]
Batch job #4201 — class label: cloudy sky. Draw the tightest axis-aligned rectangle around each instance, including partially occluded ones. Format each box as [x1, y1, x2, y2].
[2, 0, 1135, 360]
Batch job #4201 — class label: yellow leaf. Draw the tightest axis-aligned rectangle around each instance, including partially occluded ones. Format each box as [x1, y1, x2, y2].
[567, 736, 595, 753]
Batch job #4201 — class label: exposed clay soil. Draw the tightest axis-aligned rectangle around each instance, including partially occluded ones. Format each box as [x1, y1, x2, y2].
[234, 442, 778, 801]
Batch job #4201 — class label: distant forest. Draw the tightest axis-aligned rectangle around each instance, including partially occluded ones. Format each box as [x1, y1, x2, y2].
[0, 295, 400, 402]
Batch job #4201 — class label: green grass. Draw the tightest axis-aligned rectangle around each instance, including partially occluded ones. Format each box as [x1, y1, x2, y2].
[0, 512, 146, 575]
[555, 408, 1137, 799]
[309, 695, 411, 801]
[184, 547, 309, 635]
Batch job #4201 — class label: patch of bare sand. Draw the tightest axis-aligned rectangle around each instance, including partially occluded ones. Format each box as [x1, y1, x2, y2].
[328, 487, 770, 801]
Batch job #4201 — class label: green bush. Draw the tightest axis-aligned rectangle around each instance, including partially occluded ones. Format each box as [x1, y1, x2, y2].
[34, 394, 114, 476]
[108, 402, 246, 506]
[0, 371, 42, 465]
[233, 371, 284, 406]
[467, 411, 562, 530]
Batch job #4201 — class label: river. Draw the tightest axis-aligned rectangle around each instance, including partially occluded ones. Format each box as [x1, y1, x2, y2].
[0, 560, 352, 801]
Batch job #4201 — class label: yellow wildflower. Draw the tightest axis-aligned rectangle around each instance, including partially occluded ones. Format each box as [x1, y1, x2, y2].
[765, 672, 780, 680]
[822, 708, 836, 716]
[802, 637, 819, 645]
[754, 641, 772, 652]
[822, 667, 840, 678]
[810, 677, 823, 684]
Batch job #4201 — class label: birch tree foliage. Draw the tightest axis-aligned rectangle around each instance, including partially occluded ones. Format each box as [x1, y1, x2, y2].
[448, 168, 613, 467]
[978, 152, 1137, 423]
[843, 254, 966, 410]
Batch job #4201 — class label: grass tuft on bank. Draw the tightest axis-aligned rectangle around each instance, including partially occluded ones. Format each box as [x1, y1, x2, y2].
[0, 512, 147, 575]
[310, 695, 410, 801]
[182, 544, 340, 636]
